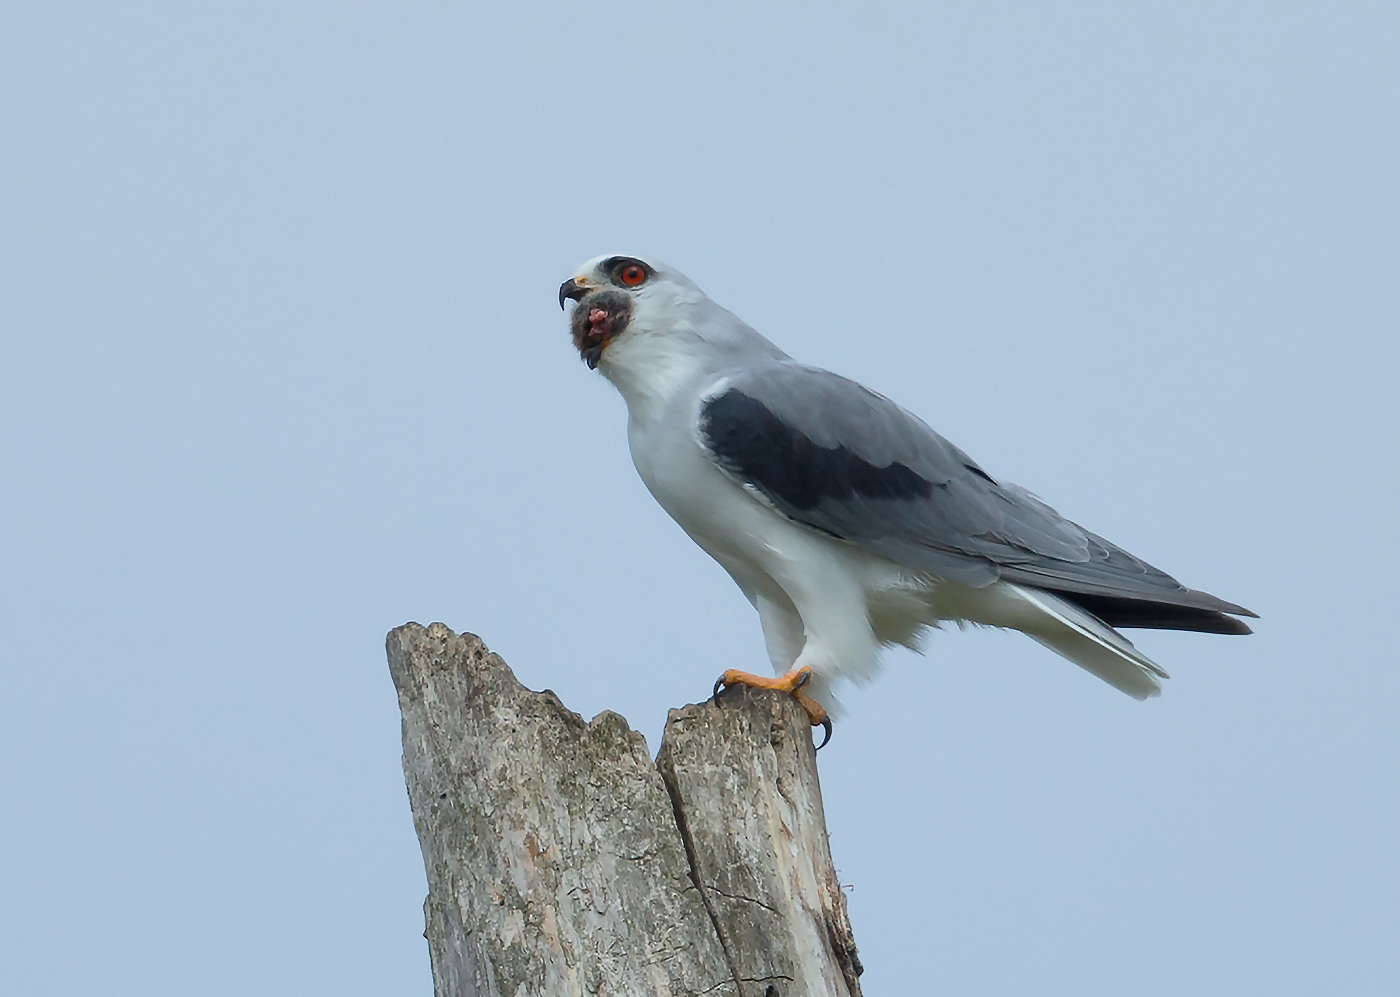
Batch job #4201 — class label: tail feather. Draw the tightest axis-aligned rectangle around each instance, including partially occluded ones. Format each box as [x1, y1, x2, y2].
[1011, 585, 1166, 700]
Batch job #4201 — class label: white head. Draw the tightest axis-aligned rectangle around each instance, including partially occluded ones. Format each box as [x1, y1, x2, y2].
[558, 255, 786, 383]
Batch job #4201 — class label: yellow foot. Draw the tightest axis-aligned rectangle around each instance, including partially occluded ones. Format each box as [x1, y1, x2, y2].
[712, 666, 833, 749]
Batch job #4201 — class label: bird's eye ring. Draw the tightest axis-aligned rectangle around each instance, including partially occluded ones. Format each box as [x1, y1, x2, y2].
[618, 263, 648, 287]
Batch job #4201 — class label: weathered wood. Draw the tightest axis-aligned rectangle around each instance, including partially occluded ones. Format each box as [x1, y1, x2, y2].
[658, 690, 863, 997]
[388, 622, 862, 997]
[388, 623, 733, 997]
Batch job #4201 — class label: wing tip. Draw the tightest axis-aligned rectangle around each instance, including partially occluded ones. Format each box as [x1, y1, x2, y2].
[1188, 589, 1257, 620]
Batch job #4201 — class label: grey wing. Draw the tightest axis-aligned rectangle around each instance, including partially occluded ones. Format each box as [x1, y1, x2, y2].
[699, 362, 1254, 634]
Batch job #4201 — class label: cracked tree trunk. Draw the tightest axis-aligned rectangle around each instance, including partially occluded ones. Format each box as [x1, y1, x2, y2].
[387, 622, 862, 997]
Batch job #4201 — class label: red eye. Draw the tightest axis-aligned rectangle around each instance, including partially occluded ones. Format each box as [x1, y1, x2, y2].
[619, 264, 647, 286]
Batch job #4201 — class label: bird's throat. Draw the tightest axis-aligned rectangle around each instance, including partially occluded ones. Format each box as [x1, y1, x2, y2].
[570, 289, 631, 369]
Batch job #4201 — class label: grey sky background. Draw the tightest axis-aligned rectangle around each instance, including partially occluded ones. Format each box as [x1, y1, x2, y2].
[2, 3, 1396, 994]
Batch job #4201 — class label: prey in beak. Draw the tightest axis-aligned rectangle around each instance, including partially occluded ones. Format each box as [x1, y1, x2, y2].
[560, 278, 631, 369]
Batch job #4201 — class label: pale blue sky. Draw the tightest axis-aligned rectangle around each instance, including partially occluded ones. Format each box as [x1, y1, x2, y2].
[2, 3, 1397, 994]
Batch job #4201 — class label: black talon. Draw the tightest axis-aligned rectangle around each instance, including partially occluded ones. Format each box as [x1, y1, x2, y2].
[815, 718, 833, 750]
[712, 676, 726, 700]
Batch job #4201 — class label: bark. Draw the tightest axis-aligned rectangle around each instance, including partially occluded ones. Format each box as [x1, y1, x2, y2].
[388, 622, 862, 997]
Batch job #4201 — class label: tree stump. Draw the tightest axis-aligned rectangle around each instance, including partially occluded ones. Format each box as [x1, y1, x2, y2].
[387, 622, 863, 997]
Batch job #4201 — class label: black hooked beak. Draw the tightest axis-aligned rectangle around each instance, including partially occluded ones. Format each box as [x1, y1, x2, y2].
[558, 278, 588, 310]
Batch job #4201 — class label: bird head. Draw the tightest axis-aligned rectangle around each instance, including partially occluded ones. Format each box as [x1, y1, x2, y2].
[558, 254, 705, 370]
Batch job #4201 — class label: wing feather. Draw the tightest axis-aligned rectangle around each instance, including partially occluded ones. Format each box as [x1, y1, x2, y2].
[699, 362, 1254, 631]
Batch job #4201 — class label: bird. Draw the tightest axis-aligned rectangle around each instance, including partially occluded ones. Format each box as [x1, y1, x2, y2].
[560, 254, 1254, 745]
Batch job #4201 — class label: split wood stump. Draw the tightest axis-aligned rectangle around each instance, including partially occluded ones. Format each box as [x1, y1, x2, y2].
[387, 622, 864, 997]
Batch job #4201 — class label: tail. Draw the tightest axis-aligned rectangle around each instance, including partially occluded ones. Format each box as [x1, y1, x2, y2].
[1010, 585, 1168, 700]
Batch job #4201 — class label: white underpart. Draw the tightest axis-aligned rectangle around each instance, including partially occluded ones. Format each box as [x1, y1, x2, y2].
[583, 257, 1165, 711]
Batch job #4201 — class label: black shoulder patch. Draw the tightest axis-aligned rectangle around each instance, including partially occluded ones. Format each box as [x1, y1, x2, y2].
[701, 390, 934, 511]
